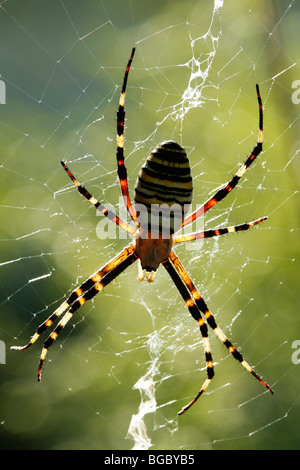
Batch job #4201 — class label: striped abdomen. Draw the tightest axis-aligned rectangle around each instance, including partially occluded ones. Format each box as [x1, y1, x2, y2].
[134, 141, 193, 237]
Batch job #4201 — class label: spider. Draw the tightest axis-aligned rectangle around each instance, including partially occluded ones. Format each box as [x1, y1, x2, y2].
[12, 48, 274, 415]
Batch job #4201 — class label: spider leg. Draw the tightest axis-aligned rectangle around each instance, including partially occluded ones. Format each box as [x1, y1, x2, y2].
[11, 301, 70, 352]
[173, 216, 267, 244]
[61, 161, 137, 237]
[168, 251, 274, 404]
[162, 258, 215, 415]
[116, 48, 139, 227]
[36, 244, 137, 381]
[182, 85, 264, 228]
[11, 244, 137, 375]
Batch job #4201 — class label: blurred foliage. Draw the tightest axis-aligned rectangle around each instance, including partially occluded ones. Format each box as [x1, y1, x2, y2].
[0, 0, 299, 450]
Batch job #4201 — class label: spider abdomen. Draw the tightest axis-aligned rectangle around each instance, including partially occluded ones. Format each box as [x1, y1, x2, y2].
[134, 141, 193, 237]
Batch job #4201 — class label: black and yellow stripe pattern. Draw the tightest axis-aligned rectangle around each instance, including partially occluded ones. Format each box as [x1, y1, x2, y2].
[116, 47, 139, 226]
[173, 216, 267, 244]
[134, 141, 193, 236]
[162, 256, 214, 415]
[61, 161, 137, 236]
[181, 84, 264, 228]
[165, 251, 273, 414]
[12, 244, 137, 380]
[11, 49, 273, 415]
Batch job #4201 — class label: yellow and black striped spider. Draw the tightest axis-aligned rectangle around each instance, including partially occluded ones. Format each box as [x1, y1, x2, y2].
[12, 48, 274, 415]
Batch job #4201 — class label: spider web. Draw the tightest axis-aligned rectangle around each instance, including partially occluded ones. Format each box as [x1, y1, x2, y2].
[1, 0, 299, 451]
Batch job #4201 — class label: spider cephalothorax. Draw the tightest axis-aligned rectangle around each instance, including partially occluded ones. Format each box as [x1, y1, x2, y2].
[12, 48, 273, 415]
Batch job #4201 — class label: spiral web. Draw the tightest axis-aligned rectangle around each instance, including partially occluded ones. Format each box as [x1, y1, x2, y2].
[0, 0, 299, 451]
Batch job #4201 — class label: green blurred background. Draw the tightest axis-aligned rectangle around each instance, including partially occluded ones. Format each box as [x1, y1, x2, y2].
[0, 0, 299, 450]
